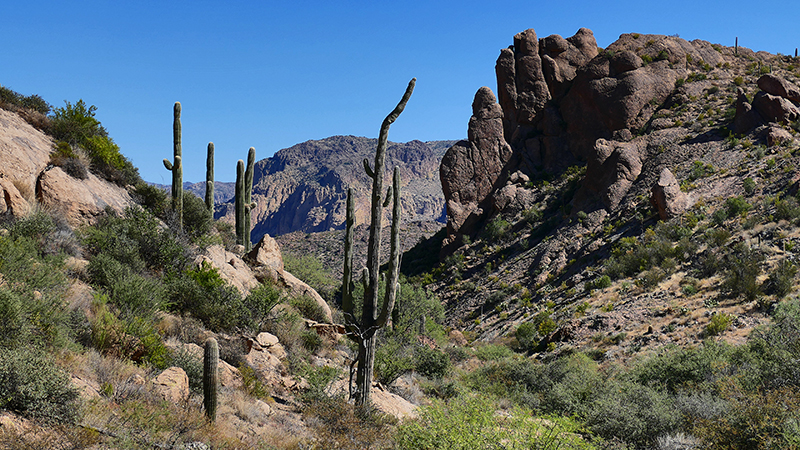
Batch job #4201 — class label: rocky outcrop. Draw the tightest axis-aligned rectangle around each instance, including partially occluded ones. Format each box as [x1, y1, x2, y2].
[152, 367, 190, 404]
[216, 136, 453, 241]
[440, 88, 512, 242]
[734, 74, 800, 133]
[574, 139, 644, 211]
[0, 108, 132, 224]
[650, 168, 690, 221]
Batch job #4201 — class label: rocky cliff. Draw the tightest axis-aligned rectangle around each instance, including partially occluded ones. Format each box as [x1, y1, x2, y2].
[440, 28, 785, 246]
[216, 136, 454, 242]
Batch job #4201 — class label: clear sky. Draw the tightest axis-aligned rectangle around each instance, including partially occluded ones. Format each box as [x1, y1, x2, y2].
[3, 1, 798, 183]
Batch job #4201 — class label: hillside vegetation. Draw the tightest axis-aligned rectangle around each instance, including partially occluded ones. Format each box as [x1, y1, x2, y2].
[2, 27, 800, 449]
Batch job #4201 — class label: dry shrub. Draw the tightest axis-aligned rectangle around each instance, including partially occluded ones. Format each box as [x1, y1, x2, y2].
[302, 396, 396, 449]
[0, 422, 101, 450]
[11, 178, 35, 204]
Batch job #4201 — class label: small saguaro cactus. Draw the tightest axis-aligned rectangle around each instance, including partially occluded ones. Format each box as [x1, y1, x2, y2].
[342, 78, 415, 406]
[205, 142, 214, 211]
[735, 37, 739, 56]
[163, 102, 183, 227]
[203, 338, 219, 422]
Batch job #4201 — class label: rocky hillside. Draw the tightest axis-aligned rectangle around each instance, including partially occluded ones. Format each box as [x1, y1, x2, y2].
[215, 136, 454, 241]
[429, 27, 800, 357]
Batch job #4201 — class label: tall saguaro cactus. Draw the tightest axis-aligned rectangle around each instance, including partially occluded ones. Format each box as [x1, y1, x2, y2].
[203, 338, 219, 422]
[244, 147, 256, 252]
[234, 148, 257, 250]
[163, 102, 183, 227]
[205, 142, 214, 211]
[342, 78, 414, 406]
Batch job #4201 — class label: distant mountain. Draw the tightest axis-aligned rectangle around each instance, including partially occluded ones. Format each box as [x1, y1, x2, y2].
[150, 181, 236, 206]
[215, 136, 456, 242]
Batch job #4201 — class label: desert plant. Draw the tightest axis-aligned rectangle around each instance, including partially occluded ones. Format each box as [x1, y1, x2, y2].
[722, 242, 763, 301]
[205, 142, 214, 211]
[234, 149, 257, 251]
[0, 347, 80, 424]
[163, 102, 183, 228]
[342, 78, 414, 406]
[203, 338, 218, 422]
[765, 259, 797, 298]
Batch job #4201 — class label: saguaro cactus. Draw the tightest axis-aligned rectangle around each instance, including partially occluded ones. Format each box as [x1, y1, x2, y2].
[244, 147, 256, 252]
[205, 142, 214, 211]
[234, 149, 257, 250]
[235, 159, 245, 246]
[342, 78, 414, 406]
[163, 102, 183, 227]
[203, 338, 219, 422]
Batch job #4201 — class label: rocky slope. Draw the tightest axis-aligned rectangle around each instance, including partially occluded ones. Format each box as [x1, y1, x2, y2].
[215, 136, 454, 242]
[0, 108, 131, 225]
[430, 27, 800, 358]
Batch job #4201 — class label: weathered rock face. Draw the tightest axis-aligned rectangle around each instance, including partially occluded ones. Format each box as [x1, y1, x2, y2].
[650, 168, 690, 221]
[216, 136, 453, 242]
[735, 74, 800, 133]
[440, 87, 512, 243]
[0, 108, 132, 225]
[440, 28, 759, 244]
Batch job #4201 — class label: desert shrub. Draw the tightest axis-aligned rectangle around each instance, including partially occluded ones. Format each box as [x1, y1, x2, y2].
[414, 346, 451, 379]
[725, 196, 752, 218]
[50, 141, 89, 179]
[395, 395, 599, 450]
[775, 196, 800, 221]
[375, 339, 415, 385]
[49, 100, 140, 186]
[131, 183, 170, 219]
[0, 86, 51, 114]
[705, 313, 733, 337]
[166, 262, 244, 332]
[628, 341, 733, 394]
[0, 347, 80, 424]
[585, 275, 612, 291]
[722, 243, 763, 300]
[738, 298, 800, 390]
[704, 227, 731, 247]
[515, 322, 538, 351]
[586, 378, 681, 448]
[692, 385, 800, 450]
[743, 177, 756, 195]
[765, 259, 797, 298]
[282, 253, 339, 302]
[168, 347, 203, 394]
[473, 343, 513, 361]
[289, 295, 329, 323]
[484, 216, 511, 241]
[302, 394, 395, 449]
[300, 329, 323, 353]
[181, 191, 213, 240]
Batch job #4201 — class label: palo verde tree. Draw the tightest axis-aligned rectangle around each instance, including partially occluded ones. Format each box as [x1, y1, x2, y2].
[342, 78, 415, 406]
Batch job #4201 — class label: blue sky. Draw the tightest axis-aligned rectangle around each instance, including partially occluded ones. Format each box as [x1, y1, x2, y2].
[3, 1, 798, 183]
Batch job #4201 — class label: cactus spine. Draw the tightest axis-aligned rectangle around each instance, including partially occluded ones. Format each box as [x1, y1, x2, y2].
[342, 78, 414, 406]
[163, 102, 183, 227]
[205, 142, 215, 211]
[203, 338, 219, 422]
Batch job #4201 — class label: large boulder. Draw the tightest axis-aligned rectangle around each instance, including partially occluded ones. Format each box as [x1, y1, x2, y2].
[36, 166, 132, 226]
[440, 87, 512, 242]
[0, 175, 31, 217]
[751, 91, 800, 123]
[574, 139, 643, 211]
[758, 74, 800, 103]
[152, 367, 190, 404]
[650, 168, 690, 220]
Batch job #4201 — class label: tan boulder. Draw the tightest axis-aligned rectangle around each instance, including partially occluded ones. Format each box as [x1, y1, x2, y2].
[36, 166, 132, 226]
[279, 271, 333, 323]
[371, 385, 418, 420]
[650, 168, 690, 221]
[245, 235, 284, 283]
[195, 245, 260, 296]
[152, 367, 190, 403]
[0, 109, 52, 187]
[0, 176, 31, 217]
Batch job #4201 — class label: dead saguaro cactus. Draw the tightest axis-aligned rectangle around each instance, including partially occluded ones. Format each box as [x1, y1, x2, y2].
[342, 78, 415, 406]
[163, 102, 183, 227]
[205, 142, 214, 211]
[203, 338, 219, 422]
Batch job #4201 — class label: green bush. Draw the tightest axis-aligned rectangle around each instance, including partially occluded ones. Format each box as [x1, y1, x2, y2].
[395, 395, 599, 450]
[743, 177, 756, 195]
[375, 339, 414, 385]
[484, 216, 511, 241]
[706, 313, 733, 337]
[515, 322, 538, 351]
[414, 346, 451, 379]
[0, 347, 80, 424]
[765, 259, 797, 298]
[289, 295, 329, 323]
[725, 196, 752, 218]
[166, 262, 242, 332]
[49, 100, 140, 186]
[282, 253, 339, 302]
[131, 183, 170, 219]
[180, 191, 213, 240]
[722, 243, 763, 300]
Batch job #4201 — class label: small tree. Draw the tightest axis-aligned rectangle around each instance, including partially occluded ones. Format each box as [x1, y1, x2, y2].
[342, 78, 415, 406]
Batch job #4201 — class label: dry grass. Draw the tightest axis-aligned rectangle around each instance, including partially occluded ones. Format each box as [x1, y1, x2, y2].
[10, 178, 35, 204]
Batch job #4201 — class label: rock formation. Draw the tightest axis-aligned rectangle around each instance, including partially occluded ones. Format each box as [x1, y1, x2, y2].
[440, 87, 512, 244]
[650, 168, 690, 221]
[439, 28, 773, 243]
[0, 108, 131, 225]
